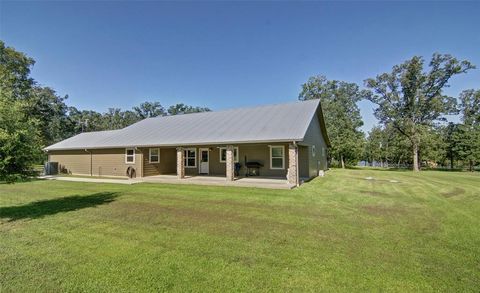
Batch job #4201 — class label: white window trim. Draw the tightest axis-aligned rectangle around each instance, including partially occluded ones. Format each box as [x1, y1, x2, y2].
[149, 148, 160, 163]
[312, 145, 316, 157]
[125, 148, 135, 164]
[269, 145, 285, 170]
[219, 147, 239, 163]
[184, 148, 197, 168]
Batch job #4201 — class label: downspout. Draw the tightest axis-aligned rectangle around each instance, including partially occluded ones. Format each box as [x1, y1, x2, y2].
[85, 149, 92, 176]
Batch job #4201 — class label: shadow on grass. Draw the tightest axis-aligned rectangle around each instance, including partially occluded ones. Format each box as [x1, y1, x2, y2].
[0, 177, 43, 185]
[0, 192, 119, 222]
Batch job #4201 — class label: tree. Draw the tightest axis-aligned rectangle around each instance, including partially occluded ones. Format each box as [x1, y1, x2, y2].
[459, 89, 480, 126]
[0, 40, 35, 101]
[67, 107, 105, 133]
[133, 101, 165, 118]
[418, 125, 446, 168]
[364, 53, 475, 171]
[167, 103, 211, 115]
[30, 86, 72, 145]
[121, 110, 141, 127]
[299, 76, 365, 168]
[438, 123, 460, 169]
[0, 41, 43, 181]
[0, 99, 43, 182]
[364, 126, 386, 167]
[452, 89, 480, 171]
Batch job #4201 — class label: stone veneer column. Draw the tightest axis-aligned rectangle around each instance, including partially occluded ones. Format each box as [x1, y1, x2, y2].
[288, 144, 298, 186]
[226, 145, 235, 181]
[176, 147, 185, 179]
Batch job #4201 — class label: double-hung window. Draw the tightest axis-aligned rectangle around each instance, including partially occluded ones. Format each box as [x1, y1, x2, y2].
[149, 148, 160, 163]
[270, 146, 284, 169]
[312, 145, 316, 157]
[219, 147, 239, 163]
[125, 148, 135, 164]
[184, 148, 197, 168]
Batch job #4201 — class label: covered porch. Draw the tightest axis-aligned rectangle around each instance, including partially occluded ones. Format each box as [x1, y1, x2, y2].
[141, 142, 303, 186]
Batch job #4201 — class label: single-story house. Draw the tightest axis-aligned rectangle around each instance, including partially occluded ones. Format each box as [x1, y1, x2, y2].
[44, 99, 330, 186]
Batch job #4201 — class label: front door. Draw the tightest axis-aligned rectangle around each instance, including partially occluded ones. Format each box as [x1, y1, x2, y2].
[199, 148, 209, 174]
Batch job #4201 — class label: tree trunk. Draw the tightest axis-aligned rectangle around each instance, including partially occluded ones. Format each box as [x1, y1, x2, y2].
[413, 142, 419, 172]
[341, 155, 345, 169]
[469, 160, 473, 172]
[450, 155, 454, 170]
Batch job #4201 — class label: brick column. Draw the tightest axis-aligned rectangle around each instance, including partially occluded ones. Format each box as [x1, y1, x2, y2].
[226, 145, 235, 181]
[176, 147, 185, 179]
[288, 144, 298, 186]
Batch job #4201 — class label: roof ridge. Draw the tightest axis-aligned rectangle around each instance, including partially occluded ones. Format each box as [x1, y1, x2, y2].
[148, 99, 320, 120]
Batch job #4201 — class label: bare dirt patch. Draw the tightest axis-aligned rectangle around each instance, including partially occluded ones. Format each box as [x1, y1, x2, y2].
[441, 187, 465, 198]
[104, 201, 300, 239]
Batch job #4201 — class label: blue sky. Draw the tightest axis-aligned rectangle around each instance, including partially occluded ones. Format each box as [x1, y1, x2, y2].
[1, 1, 479, 133]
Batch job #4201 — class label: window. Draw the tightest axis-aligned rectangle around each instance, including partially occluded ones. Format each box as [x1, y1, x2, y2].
[125, 148, 135, 164]
[270, 146, 284, 169]
[149, 148, 160, 163]
[184, 148, 196, 168]
[219, 147, 239, 163]
[312, 145, 316, 157]
[322, 147, 326, 157]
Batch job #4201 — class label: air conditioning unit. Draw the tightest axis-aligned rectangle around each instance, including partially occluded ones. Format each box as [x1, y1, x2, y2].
[44, 162, 59, 175]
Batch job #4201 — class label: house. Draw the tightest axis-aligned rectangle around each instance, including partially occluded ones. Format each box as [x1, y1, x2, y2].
[44, 99, 330, 186]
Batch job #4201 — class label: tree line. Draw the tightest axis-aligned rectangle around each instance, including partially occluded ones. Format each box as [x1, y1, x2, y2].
[1, 40, 479, 181]
[0, 41, 210, 182]
[299, 54, 479, 172]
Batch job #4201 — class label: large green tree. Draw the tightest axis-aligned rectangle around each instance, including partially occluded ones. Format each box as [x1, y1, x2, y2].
[0, 41, 43, 181]
[299, 76, 365, 168]
[30, 86, 72, 145]
[364, 53, 474, 171]
[452, 89, 480, 171]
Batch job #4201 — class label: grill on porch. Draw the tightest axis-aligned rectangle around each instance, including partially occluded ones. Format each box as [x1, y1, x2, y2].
[244, 161, 264, 177]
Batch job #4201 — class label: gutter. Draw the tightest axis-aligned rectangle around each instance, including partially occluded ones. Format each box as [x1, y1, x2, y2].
[44, 138, 306, 151]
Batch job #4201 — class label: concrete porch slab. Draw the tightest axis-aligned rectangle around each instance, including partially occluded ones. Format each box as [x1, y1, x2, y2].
[38, 175, 294, 189]
[38, 175, 141, 185]
[142, 175, 294, 189]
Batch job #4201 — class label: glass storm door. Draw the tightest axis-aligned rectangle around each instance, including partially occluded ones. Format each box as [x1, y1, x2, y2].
[199, 148, 209, 174]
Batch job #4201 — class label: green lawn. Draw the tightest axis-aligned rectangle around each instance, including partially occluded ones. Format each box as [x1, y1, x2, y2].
[1, 169, 479, 292]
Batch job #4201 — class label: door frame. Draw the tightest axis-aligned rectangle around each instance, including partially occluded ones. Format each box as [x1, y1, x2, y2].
[199, 148, 209, 174]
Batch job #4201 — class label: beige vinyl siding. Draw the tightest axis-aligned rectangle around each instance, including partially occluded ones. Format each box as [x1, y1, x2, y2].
[142, 147, 176, 176]
[91, 148, 142, 177]
[48, 150, 92, 175]
[49, 148, 143, 177]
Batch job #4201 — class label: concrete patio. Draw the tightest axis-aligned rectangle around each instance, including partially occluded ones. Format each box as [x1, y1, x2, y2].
[39, 175, 294, 189]
[142, 175, 294, 189]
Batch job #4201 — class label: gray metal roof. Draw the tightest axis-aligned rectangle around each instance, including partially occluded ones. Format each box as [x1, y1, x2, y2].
[45, 99, 322, 151]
